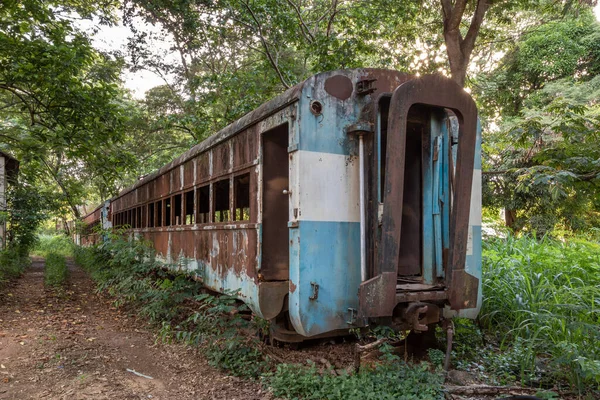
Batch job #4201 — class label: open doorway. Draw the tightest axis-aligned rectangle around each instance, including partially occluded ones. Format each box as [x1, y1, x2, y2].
[261, 123, 289, 281]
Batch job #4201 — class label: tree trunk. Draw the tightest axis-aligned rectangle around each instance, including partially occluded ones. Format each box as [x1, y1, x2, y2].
[504, 208, 517, 231]
[440, 0, 490, 87]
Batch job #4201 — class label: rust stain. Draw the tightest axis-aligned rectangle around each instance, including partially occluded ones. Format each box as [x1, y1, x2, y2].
[78, 69, 480, 337]
[324, 75, 353, 100]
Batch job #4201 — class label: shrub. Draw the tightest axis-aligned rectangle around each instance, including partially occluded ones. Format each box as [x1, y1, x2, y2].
[33, 234, 74, 258]
[266, 361, 444, 400]
[480, 235, 600, 390]
[44, 252, 68, 287]
[0, 248, 29, 284]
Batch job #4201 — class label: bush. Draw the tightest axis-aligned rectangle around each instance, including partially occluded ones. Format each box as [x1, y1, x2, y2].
[33, 234, 74, 258]
[44, 252, 68, 287]
[266, 361, 444, 400]
[0, 248, 30, 284]
[480, 235, 600, 390]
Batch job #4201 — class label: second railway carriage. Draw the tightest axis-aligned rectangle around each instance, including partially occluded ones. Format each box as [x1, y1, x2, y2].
[88, 68, 482, 341]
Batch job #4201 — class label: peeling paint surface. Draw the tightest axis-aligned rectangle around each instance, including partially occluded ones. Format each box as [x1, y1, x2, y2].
[80, 69, 483, 339]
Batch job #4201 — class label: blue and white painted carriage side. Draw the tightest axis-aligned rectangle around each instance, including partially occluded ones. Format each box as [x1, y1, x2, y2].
[288, 72, 366, 336]
[288, 151, 362, 336]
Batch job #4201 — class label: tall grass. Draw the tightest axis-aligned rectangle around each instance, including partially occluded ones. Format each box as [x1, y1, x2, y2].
[481, 235, 600, 389]
[32, 234, 73, 258]
[0, 248, 30, 285]
[44, 252, 68, 287]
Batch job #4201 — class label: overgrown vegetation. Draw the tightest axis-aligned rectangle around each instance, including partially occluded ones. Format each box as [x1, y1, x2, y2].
[74, 231, 444, 396]
[74, 230, 266, 379]
[451, 235, 600, 394]
[71, 225, 600, 397]
[267, 361, 443, 400]
[33, 234, 74, 258]
[0, 186, 46, 286]
[44, 252, 68, 287]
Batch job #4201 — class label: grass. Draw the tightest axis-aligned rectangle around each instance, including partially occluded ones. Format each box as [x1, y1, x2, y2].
[73, 228, 600, 396]
[74, 230, 445, 397]
[477, 235, 600, 390]
[32, 234, 74, 258]
[0, 248, 29, 286]
[44, 252, 68, 287]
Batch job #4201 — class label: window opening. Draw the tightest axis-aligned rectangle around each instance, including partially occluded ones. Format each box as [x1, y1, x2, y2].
[214, 179, 230, 222]
[164, 197, 172, 226]
[197, 185, 210, 223]
[137, 207, 142, 228]
[234, 174, 250, 221]
[184, 190, 194, 224]
[148, 203, 155, 227]
[156, 201, 163, 227]
[174, 193, 182, 225]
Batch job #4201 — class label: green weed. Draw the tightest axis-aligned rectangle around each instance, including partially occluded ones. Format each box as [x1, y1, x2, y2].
[480, 235, 600, 390]
[32, 234, 74, 258]
[44, 252, 68, 287]
[0, 248, 30, 285]
[266, 361, 444, 400]
[74, 231, 268, 379]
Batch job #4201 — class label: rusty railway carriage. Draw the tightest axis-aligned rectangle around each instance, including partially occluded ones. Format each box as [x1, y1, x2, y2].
[82, 69, 482, 341]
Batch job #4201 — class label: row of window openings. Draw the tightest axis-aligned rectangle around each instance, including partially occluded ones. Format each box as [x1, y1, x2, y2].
[113, 175, 250, 228]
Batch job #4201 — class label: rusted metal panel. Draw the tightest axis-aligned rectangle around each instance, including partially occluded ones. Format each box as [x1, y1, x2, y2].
[170, 165, 181, 193]
[138, 183, 148, 204]
[371, 74, 478, 313]
[212, 142, 231, 177]
[150, 231, 169, 259]
[357, 272, 397, 317]
[324, 75, 354, 100]
[171, 230, 194, 260]
[195, 230, 211, 264]
[148, 178, 156, 202]
[249, 168, 258, 224]
[196, 152, 210, 183]
[183, 159, 195, 189]
[155, 174, 167, 197]
[232, 127, 257, 169]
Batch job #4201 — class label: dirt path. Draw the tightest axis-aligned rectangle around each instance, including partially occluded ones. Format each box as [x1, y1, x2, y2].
[0, 257, 270, 400]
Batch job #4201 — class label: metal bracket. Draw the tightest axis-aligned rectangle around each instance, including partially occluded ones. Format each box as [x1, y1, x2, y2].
[346, 308, 357, 325]
[356, 78, 377, 96]
[345, 121, 374, 136]
[309, 281, 319, 300]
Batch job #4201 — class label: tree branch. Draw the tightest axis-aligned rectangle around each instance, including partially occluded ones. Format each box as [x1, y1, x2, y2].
[285, 0, 315, 43]
[240, 0, 290, 89]
[463, 0, 490, 56]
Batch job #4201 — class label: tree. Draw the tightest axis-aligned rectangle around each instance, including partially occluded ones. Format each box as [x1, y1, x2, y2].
[0, 0, 137, 219]
[478, 12, 600, 232]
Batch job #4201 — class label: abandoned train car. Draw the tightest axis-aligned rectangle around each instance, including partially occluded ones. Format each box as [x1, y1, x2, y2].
[81, 69, 482, 341]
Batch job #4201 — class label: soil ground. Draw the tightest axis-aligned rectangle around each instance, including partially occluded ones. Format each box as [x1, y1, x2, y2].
[0, 257, 271, 399]
[0, 257, 552, 400]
